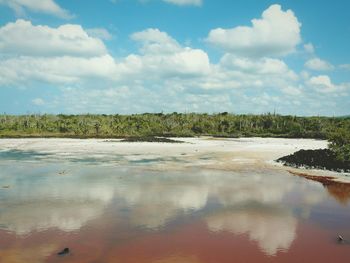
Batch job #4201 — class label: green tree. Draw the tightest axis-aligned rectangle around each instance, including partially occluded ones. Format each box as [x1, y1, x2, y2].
[328, 129, 350, 162]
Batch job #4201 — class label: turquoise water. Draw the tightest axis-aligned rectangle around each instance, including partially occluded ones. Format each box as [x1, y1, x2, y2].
[0, 149, 53, 160]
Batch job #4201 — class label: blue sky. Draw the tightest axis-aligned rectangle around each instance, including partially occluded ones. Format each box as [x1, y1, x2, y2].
[0, 0, 349, 116]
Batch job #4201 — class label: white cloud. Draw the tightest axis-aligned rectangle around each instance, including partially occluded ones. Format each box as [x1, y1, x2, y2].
[126, 28, 211, 77]
[220, 54, 293, 75]
[122, 49, 210, 78]
[198, 54, 299, 91]
[32, 98, 45, 106]
[0, 55, 119, 85]
[0, 0, 72, 19]
[131, 28, 181, 54]
[162, 0, 202, 6]
[300, 70, 310, 80]
[281, 85, 303, 96]
[305, 58, 334, 71]
[206, 4, 301, 57]
[0, 20, 118, 85]
[0, 20, 107, 57]
[307, 75, 344, 93]
[0, 16, 348, 115]
[303, 43, 314, 53]
[86, 28, 113, 40]
[0, 25, 211, 85]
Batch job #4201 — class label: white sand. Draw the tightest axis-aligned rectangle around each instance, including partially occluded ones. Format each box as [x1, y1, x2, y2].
[0, 137, 327, 164]
[0, 137, 348, 182]
[0, 137, 327, 157]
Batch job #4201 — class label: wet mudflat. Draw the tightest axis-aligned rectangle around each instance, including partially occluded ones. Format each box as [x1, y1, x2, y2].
[0, 143, 349, 262]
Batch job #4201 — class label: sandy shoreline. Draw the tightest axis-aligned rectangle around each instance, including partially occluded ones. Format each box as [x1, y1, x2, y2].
[0, 137, 349, 183]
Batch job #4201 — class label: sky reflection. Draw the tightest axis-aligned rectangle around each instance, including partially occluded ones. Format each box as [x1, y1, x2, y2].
[0, 160, 349, 262]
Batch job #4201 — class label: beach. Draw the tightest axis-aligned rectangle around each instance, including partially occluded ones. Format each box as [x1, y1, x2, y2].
[2, 137, 348, 182]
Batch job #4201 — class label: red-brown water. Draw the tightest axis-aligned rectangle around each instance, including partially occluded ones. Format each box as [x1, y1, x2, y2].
[0, 161, 349, 263]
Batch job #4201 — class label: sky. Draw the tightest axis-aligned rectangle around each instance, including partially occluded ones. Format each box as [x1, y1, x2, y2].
[0, 0, 349, 116]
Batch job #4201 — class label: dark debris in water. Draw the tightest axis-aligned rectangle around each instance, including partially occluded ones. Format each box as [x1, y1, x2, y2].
[337, 235, 350, 245]
[57, 247, 70, 256]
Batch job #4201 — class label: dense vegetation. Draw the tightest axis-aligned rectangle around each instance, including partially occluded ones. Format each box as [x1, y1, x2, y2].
[0, 113, 349, 139]
[1, 113, 349, 168]
[328, 128, 350, 162]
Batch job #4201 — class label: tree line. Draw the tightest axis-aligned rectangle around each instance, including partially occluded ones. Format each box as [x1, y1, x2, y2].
[0, 113, 349, 161]
[0, 113, 348, 139]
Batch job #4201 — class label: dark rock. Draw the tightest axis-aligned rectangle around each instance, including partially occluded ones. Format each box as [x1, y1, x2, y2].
[277, 149, 350, 173]
[57, 247, 70, 256]
[120, 137, 183, 143]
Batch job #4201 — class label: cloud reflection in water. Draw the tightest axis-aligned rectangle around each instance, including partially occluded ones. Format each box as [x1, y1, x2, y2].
[0, 162, 328, 257]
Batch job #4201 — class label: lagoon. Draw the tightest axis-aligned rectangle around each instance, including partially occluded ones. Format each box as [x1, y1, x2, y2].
[0, 138, 349, 262]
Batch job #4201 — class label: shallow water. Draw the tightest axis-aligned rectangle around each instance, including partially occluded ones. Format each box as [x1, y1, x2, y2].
[0, 151, 349, 263]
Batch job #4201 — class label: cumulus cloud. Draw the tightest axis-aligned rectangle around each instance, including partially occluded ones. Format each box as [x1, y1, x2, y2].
[0, 0, 72, 19]
[0, 20, 210, 85]
[206, 4, 301, 57]
[0, 20, 307, 113]
[162, 0, 202, 6]
[305, 58, 334, 71]
[0, 12, 348, 115]
[0, 55, 119, 85]
[121, 49, 210, 78]
[131, 28, 181, 54]
[126, 28, 211, 77]
[307, 75, 344, 93]
[198, 54, 298, 91]
[0, 20, 107, 57]
[220, 54, 294, 76]
[0, 20, 120, 85]
[308, 75, 334, 90]
[281, 85, 303, 96]
[0, 24, 212, 85]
